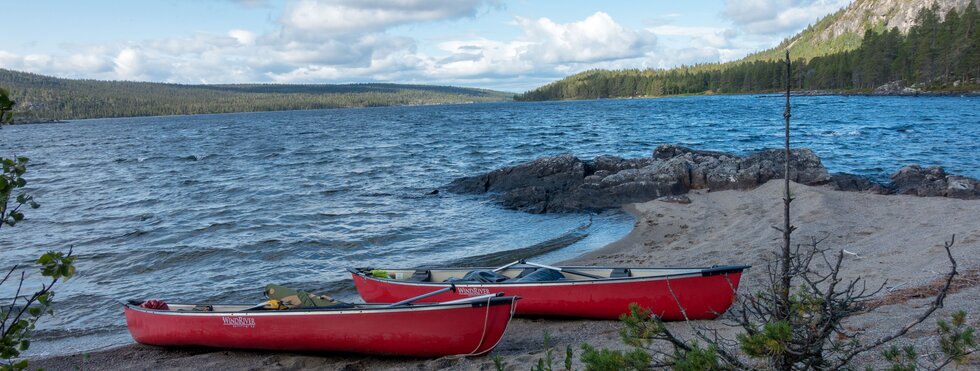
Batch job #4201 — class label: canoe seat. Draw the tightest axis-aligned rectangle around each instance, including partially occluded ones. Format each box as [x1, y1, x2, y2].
[408, 269, 431, 282]
[610, 268, 631, 278]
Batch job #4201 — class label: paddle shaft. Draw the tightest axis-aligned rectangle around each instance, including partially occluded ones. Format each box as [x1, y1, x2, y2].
[492, 260, 522, 272]
[385, 285, 455, 308]
[243, 301, 270, 311]
[441, 292, 503, 305]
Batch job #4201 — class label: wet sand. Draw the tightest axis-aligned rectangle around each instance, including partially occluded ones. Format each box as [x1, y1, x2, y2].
[34, 181, 980, 370]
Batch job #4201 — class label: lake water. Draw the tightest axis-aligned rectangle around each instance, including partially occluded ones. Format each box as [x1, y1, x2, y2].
[1, 95, 979, 356]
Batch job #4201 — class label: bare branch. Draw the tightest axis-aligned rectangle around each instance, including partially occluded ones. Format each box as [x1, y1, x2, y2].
[666, 278, 690, 322]
[832, 236, 958, 369]
[0, 264, 17, 289]
[1, 271, 27, 338]
[925, 348, 976, 371]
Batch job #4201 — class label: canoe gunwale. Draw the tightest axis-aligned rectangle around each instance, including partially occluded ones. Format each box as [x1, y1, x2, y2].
[348, 265, 751, 287]
[350, 267, 747, 320]
[122, 296, 518, 316]
[700, 265, 751, 276]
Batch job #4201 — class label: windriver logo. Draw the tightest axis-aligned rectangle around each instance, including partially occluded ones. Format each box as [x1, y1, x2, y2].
[456, 287, 491, 296]
[221, 316, 255, 328]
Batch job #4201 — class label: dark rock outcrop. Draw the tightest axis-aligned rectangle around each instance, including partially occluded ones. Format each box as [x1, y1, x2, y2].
[827, 172, 889, 193]
[890, 165, 980, 198]
[448, 145, 979, 214]
[448, 144, 831, 213]
[448, 154, 585, 194]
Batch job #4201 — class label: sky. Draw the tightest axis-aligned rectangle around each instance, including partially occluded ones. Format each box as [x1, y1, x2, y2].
[2, 0, 853, 92]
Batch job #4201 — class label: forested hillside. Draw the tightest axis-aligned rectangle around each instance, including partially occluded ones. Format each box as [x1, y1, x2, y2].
[517, 3, 980, 101]
[0, 69, 512, 123]
[745, 0, 979, 63]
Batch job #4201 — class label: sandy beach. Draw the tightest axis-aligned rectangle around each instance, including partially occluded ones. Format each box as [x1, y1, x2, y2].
[33, 180, 979, 370]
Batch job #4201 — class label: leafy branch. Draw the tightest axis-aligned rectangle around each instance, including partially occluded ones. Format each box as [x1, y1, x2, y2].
[0, 90, 77, 370]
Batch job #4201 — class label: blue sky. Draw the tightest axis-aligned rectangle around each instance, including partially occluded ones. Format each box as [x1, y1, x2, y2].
[2, 0, 852, 92]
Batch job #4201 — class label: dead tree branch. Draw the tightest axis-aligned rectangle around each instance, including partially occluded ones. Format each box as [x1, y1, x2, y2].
[831, 236, 958, 369]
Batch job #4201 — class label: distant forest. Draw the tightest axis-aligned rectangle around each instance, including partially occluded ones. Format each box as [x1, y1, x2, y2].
[0, 69, 512, 123]
[517, 5, 980, 101]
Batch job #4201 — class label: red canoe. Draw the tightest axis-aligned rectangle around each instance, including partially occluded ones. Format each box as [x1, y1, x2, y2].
[123, 296, 518, 357]
[350, 263, 748, 320]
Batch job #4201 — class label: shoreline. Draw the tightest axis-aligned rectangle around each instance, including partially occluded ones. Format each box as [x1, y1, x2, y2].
[516, 89, 980, 103]
[31, 181, 980, 370]
[9, 91, 980, 125]
[4, 100, 514, 126]
[446, 144, 979, 215]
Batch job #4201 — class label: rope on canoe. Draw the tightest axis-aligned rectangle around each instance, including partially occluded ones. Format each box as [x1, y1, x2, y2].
[463, 294, 493, 357]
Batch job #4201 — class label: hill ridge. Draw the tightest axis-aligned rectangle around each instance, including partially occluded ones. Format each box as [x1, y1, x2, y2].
[0, 68, 513, 123]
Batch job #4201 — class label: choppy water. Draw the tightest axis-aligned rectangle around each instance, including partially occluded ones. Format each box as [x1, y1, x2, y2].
[1, 95, 978, 357]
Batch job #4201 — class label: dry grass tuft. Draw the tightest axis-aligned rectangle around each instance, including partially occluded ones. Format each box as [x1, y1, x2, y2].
[863, 268, 980, 311]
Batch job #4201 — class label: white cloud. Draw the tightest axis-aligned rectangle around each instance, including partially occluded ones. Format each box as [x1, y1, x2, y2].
[648, 25, 737, 49]
[228, 29, 257, 46]
[266, 43, 424, 83]
[3, 1, 850, 91]
[723, 0, 851, 35]
[0, 48, 113, 77]
[147, 34, 238, 56]
[433, 38, 533, 77]
[426, 12, 658, 79]
[0, 2, 713, 91]
[517, 12, 656, 64]
[267, 10, 660, 86]
[0, 51, 22, 69]
[65, 52, 112, 74]
[280, 0, 491, 37]
[0, 7, 676, 91]
[113, 48, 146, 80]
[22, 54, 52, 68]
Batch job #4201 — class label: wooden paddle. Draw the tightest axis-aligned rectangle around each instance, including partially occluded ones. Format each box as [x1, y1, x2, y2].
[242, 301, 272, 311]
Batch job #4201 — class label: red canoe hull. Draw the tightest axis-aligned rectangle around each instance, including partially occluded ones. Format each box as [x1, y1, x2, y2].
[352, 268, 744, 320]
[124, 298, 516, 357]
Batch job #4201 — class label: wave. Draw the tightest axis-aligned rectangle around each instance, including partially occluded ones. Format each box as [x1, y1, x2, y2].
[804, 130, 862, 137]
[177, 153, 220, 161]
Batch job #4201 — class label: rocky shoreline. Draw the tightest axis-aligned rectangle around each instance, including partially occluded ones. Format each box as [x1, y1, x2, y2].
[448, 144, 980, 213]
[33, 180, 980, 370]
